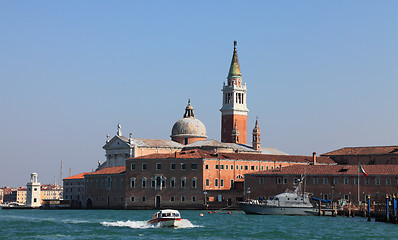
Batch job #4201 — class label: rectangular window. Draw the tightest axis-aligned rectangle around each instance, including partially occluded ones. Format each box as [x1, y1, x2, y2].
[313, 178, 318, 185]
[323, 178, 328, 185]
[283, 178, 288, 184]
[241, 165, 243, 170]
[131, 163, 135, 170]
[181, 196, 185, 202]
[225, 165, 228, 170]
[365, 178, 370, 185]
[251, 166, 255, 170]
[130, 196, 134, 202]
[259, 178, 264, 184]
[170, 196, 175, 202]
[205, 164, 209, 170]
[231, 164, 233, 169]
[171, 163, 176, 170]
[142, 163, 147, 170]
[333, 178, 338, 185]
[142, 196, 146, 202]
[386, 178, 391, 186]
[375, 178, 380, 185]
[215, 179, 219, 187]
[192, 196, 196, 202]
[344, 178, 349, 185]
[220, 165, 224, 170]
[245, 166, 248, 170]
[277, 178, 282, 184]
[206, 179, 210, 187]
[256, 166, 258, 170]
[231, 179, 234, 187]
[261, 166, 264, 171]
[354, 178, 358, 185]
[191, 163, 197, 170]
[220, 179, 224, 187]
[236, 165, 239, 170]
[215, 165, 219, 170]
[181, 163, 186, 170]
[156, 163, 161, 170]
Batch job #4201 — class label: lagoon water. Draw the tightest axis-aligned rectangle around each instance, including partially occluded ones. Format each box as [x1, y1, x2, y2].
[0, 209, 396, 239]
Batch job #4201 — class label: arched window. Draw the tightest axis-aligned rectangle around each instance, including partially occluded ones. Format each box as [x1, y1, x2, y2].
[170, 177, 176, 188]
[181, 177, 186, 188]
[142, 178, 147, 188]
[192, 178, 197, 188]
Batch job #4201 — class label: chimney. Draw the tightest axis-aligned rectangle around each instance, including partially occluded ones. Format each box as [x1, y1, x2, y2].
[312, 152, 317, 165]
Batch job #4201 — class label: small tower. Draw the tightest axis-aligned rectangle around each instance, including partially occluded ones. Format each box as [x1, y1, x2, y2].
[231, 121, 240, 143]
[26, 173, 41, 207]
[220, 41, 249, 144]
[252, 118, 261, 151]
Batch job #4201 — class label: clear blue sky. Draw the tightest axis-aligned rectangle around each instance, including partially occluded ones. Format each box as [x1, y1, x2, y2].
[1, 1, 397, 187]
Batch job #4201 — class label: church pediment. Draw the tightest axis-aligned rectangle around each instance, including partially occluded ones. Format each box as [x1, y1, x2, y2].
[103, 135, 131, 150]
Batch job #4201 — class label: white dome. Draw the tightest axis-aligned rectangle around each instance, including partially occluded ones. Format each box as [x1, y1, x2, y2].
[171, 117, 207, 138]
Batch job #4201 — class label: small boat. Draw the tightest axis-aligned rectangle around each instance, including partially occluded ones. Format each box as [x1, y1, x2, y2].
[147, 209, 183, 227]
[238, 177, 319, 216]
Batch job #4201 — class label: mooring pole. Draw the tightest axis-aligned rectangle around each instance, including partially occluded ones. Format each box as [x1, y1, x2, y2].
[386, 194, 390, 222]
[367, 195, 371, 222]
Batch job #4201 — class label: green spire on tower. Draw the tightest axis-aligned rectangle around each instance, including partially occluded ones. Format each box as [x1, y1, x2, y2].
[227, 41, 242, 78]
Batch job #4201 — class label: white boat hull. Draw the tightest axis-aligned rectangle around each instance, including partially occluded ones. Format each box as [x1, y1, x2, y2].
[239, 202, 319, 216]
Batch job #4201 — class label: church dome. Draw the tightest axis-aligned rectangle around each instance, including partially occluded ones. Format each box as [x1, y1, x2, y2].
[171, 100, 207, 140]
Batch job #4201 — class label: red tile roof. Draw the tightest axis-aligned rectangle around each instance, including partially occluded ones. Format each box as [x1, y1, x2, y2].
[322, 146, 398, 156]
[85, 166, 126, 176]
[247, 164, 398, 176]
[129, 149, 335, 164]
[64, 172, 90, 180]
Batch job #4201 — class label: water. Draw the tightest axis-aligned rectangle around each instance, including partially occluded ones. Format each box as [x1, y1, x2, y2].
[0, 209, 396, 239]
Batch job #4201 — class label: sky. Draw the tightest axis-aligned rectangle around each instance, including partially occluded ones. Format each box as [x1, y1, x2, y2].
[1, 1, 397, 187]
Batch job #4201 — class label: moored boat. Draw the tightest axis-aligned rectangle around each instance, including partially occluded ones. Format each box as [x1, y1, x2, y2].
[147, 209, 183, 227]
[239, 177, 319, 216]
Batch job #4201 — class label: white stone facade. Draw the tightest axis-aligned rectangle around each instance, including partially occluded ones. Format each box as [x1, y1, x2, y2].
[26, 173, 41, 207]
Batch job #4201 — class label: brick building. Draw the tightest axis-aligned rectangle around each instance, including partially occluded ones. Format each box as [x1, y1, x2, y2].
[321, 145, 398, 165]
[84, 166, 126, 209]
[63, 172, 89, 207]
[244, 164, 398, 203]
[122, 149, 334, 209]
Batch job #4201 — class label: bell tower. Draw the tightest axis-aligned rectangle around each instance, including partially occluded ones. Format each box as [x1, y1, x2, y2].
[252, 118, 261, 151]
[220, 41, 249, 144]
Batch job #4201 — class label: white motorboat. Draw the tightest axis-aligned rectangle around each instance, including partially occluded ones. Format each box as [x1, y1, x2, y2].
[147, 209, 183, 227]
[239, 178, 319, 216]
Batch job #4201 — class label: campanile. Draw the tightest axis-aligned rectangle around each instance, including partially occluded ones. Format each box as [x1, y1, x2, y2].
[220, 41, 249, 144]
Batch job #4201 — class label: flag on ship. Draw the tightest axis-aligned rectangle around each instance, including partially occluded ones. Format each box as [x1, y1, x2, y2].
[359, 163, 369, 177]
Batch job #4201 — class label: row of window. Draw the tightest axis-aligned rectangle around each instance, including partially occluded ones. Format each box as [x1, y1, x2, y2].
[131, 163, 197, 171]
[207, 164, 274, 171]
[205, 179, 235, 188]
[130, 196, 197, 202]
[224, 92, 244, 104]
[130, 177, 198, 189]
[274, 177, 398, 186]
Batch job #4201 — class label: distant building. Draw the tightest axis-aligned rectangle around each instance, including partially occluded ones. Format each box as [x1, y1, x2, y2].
[15, 188, 26, 204]
[26, 173, 41, 207]
[40, 184, 63, 203]
[99, 124, 183, 169]
[0, 188, 3, 203]
[322, 145, 398, 165]
[63, 172, 89, 208]
[84, 167, 126, 209]
[244, 164, 398, 203]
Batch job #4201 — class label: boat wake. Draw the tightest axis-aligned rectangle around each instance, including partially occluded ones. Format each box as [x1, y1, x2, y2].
[101, 219, 201, 229]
